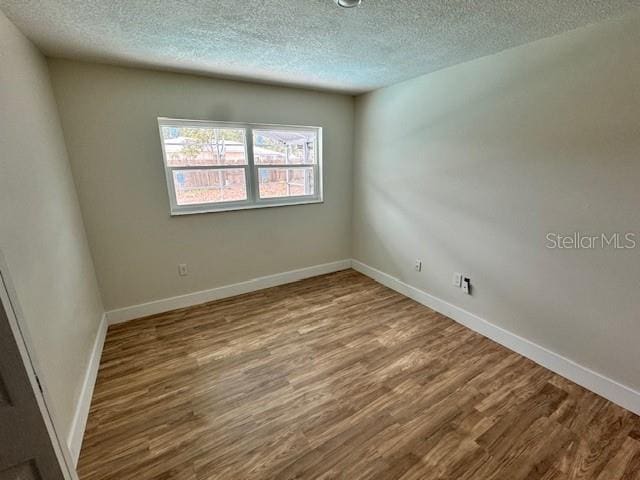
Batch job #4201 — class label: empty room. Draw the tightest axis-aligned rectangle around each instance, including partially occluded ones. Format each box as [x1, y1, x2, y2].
[1, 1, 639, 479]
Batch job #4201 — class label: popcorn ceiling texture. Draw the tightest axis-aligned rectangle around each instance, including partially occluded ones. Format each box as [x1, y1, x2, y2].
[1, 0, 639, 93]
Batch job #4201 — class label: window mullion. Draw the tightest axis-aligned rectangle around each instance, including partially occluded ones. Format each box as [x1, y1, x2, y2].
[315, 164, 321, 200]
[254, 164, 314, 169]
[167, 165, 246, 171]
[245, 126, 257, 203]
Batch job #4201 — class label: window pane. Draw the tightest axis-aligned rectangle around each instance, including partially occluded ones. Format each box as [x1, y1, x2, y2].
[162, 126, 246, 166]
[253, 129, 316, 165]
[257, 167, 315, 199]
[172, 169, 247, 205]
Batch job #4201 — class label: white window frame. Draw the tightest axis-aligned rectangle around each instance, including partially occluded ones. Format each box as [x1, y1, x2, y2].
[157, 117, 323, 215]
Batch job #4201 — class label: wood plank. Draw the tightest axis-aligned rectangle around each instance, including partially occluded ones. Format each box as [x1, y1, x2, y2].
[77, 270, 640, 480]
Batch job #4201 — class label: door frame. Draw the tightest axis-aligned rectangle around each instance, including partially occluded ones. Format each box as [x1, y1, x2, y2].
[0, 250, 78, 480]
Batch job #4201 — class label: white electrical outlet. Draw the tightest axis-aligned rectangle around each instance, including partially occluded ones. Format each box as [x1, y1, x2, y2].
[462, 276, 471, 294]
[414, 260, 422, 272]
[178, 264, 188, 276]
[453, 272, 462, 287]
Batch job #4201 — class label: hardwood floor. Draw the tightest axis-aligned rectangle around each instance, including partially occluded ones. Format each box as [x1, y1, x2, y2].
[78, 270, 640, 480]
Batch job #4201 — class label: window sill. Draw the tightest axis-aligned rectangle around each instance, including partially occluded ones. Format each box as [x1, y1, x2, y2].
[169, 198, 324, 216]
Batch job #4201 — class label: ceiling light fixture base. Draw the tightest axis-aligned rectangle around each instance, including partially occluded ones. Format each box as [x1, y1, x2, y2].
[334, 0, 362, 8]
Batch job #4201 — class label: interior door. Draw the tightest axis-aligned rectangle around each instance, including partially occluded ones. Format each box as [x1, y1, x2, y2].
[0, 268, 71, 480]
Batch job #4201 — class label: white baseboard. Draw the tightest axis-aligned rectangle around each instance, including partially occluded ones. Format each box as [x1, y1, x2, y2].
[352, 259, 640, 416]
[67, 313, 108, 466]
[105, 259, 352, 325]
[65, 260, 351, 466]
[70, 257, 639, 465]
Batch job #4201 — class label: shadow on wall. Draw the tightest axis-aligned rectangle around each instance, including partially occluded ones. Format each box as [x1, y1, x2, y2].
[353, 12, 640, 386]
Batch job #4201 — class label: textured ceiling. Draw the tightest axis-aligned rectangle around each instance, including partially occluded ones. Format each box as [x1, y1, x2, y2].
[1, 0, 639, 93]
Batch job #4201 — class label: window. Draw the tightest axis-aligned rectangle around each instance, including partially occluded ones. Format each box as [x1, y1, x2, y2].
[158, 118, 322, 215]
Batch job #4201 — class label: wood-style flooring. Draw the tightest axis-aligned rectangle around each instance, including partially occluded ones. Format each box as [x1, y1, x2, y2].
[78, 270, 640, 480]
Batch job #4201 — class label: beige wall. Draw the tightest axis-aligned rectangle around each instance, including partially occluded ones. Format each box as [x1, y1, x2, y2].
[0, 12, 104, 438]
[5, 5, 638, 435]
[47, 60, 354, 311]
[353, 12, 640, 390]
